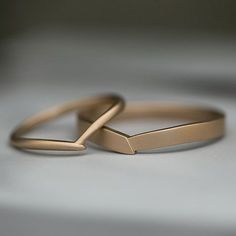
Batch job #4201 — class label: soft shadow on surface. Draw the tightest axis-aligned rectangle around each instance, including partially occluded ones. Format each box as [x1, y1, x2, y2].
[0, 206, 234, 236]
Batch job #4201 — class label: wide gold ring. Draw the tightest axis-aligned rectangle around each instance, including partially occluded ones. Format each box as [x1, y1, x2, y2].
[10, 94, 124, 152]
[79, 103, 225, 154]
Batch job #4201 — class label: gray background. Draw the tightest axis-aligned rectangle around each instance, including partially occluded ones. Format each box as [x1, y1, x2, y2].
[1, 1, 236, 235]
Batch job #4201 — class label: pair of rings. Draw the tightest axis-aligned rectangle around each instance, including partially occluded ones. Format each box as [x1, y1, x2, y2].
[10, 94, 225, 155]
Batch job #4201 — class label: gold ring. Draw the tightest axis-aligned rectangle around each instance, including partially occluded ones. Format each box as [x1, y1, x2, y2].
[79, 103, 225, 154]
[10, 94, 124, 152]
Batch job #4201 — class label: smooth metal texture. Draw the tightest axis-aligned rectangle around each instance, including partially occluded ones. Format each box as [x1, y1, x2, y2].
[79, 103, 225, 154]
[10, 94, 125, 151]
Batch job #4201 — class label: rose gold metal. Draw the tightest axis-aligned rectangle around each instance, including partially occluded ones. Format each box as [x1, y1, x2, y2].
[10, 94, 124, 152]
[79, 103, 225, 154]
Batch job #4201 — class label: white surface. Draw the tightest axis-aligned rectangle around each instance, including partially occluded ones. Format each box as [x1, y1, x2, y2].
[0, 30, 236, 236]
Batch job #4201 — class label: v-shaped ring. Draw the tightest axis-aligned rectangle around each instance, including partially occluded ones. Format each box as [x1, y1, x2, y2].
[10, 94, 124, 152]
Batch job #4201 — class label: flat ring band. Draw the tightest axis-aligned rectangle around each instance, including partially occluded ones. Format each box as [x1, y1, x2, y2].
[10, 94, 124, 152]
[79, 103, 225, 154]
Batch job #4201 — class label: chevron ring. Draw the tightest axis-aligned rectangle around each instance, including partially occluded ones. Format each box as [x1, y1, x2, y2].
[10, 94, 124, 152]
[78, 103, 225, 154]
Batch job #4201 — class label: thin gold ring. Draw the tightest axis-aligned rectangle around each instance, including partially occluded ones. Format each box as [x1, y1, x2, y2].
[10, 94, 125, 152]
[79, 103, 225, 154]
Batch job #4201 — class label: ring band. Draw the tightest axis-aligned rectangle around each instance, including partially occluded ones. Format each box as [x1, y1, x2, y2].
[10, 94, 124, 152]
[79, 103, 225, 154]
